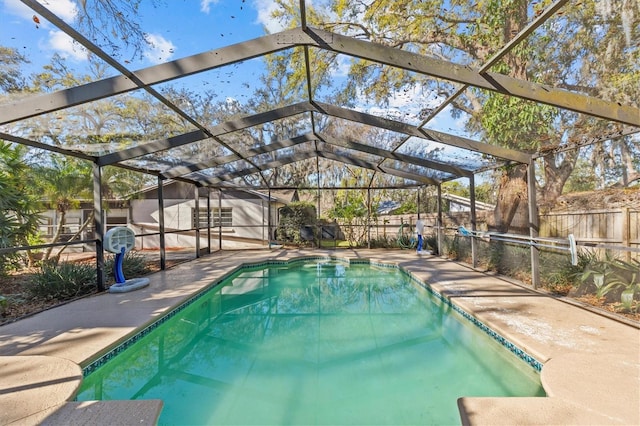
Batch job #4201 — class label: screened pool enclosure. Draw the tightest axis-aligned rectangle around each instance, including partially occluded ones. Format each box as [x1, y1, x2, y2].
[1, 0, 638, 290]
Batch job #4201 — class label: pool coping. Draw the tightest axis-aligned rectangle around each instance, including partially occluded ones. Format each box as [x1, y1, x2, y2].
[1, 248, 638, 425]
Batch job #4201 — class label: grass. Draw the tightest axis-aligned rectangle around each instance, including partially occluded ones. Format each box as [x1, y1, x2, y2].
[318, 239, 356, 248]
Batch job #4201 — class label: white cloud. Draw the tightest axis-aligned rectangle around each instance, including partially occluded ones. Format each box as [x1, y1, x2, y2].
[3, 0, 40, 20]
[45, 0, 78, 21]
[48, 29, 88, 61]
[4, 0, 85, 61]
[333, 55, 351, 78]
[200, 0, 219, 14]
[254, 0, 285, 33]
[3, 0, 77, 23]
[144, 33, 176, 64]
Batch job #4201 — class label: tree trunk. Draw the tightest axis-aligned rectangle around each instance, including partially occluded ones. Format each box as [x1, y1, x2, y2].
[26, 250, 36, 268]
[55, 211, 94, 260]
[618, 140, 640, 187]
[44, 210, 66, 261]
[539, 150, 579, 209]
[491, 165, 529, 234]
[504, 0, 529, 80]
[490, 0, 532, 233]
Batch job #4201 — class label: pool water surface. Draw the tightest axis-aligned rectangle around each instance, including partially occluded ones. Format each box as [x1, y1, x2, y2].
[77, 259, 544, 425]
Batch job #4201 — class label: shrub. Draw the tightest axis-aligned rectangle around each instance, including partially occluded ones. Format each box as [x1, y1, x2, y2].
[578, 255, 640, 304]
[443, 235, 459, 259]
[104, 250, 151, 282]
[489, 242, 529, 277]
[369, 235, 395, 248]
[424, 234, 439, 255]
[276, 202, 317, 245]
[27, 261, 96, 300]
[540, 250, 584, 295]
[444, 235, 473, 261]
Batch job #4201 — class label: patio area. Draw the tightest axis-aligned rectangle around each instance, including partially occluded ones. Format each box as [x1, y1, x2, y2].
[1, 249, 638, 425]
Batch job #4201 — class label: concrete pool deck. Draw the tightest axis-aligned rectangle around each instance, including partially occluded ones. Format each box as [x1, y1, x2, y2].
[0, 248, 638, 425]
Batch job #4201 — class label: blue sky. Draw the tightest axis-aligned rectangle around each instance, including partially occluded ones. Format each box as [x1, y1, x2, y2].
[1, 0, 279, 73]
[0, 0, 471, 146]
[1, 1, 635, 187]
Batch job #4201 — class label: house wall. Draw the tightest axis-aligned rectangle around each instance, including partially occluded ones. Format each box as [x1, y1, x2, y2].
[39, 207, 131, 253]
[130, 196, 279, 249]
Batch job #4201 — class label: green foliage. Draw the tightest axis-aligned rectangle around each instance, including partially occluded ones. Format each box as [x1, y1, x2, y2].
[485, 242, 530, 278]
[480, 94, 556, 151]
[540, 251, 585, 295]
[101, 164, 152, 200]
[27, 261, 96, 300]
[327, 189, 368, 220]
[320, 0, 638, 198]
[563, 159, 597, 193]
[0, 46, 28, 92]
[0, 295, 7, 316]
[424, 235, 439, 255]
[442, 180, 496, 206]
[393, 199, 416, 215]
[618, 287, 640, 314]
[442, 181, 470, 198]
[276, 202, 317, 245]
[32, 156, 93, 211]
[578, 254, 640, 304]
[0, 294, 24, 320]
[443, 235, 462, 260]
[327, 183, 375, 247]
[29, 156, 94, 261]
[368, 235, 396, 249]
[577, 252, 618, 298]
[396, 224, 416, 250]
[104, 250, 151, 282]
[0, 142, 42, 274]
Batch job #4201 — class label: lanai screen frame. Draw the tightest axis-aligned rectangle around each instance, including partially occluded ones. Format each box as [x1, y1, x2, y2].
[1, 0, 639, 291]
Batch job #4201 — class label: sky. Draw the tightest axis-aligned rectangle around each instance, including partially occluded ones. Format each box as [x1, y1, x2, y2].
[0, 0, 473, 164]
[1, 0, 279, 71]
[1, 1, 636, 188]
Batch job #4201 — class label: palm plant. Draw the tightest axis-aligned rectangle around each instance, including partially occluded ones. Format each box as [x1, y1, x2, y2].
[32, 157, 93, 261]
[0, 142, 41, 272]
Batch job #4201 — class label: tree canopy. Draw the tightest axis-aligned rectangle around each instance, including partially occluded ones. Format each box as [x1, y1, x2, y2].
[0, 0, 637, 237]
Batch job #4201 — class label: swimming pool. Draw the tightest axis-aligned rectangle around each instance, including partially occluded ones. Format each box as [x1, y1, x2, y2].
[77, 258, 544, 424]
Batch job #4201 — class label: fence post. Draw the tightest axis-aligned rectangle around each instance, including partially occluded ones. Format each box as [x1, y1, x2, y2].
[158, 176, 166, 270]
[194, 185, 200, 259]
[218, 189, 223, 250]
[207, 189, 211, 254]
[528, 161, 540, 289]
[469, 174, 477, 268]
[93, 163, 105, 292]
[622, 207, 631, 262]
[437, 184, 443, 256]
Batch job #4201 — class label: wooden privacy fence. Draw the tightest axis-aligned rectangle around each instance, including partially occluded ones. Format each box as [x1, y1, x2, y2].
[539, 208, 639, 260]
[365, 209, 638, 259]
[328, 208, 638, 261]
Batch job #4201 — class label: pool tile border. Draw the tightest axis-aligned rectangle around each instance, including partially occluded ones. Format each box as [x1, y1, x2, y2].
[82, 256, 542, 377]
[402, 270, 543, 372]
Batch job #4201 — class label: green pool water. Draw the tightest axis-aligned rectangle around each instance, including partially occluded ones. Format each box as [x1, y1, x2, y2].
[77, 260, 544, 425]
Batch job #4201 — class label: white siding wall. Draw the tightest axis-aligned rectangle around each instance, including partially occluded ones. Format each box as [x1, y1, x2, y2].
[130, 197, 275, 249]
